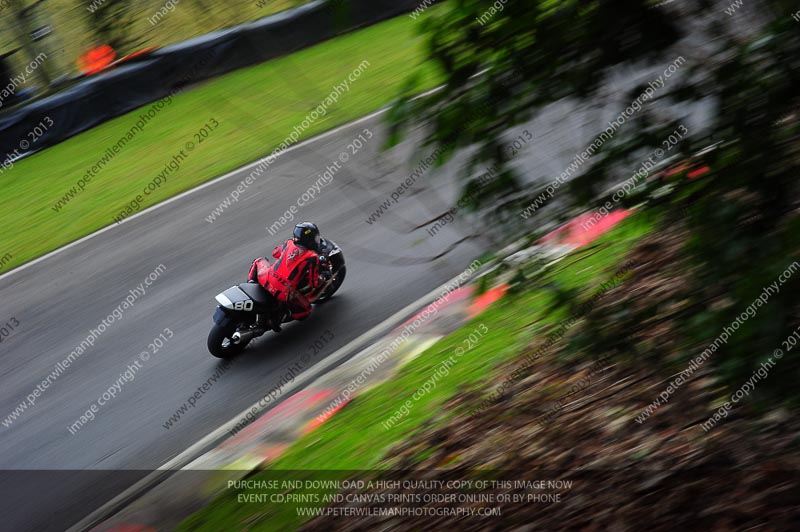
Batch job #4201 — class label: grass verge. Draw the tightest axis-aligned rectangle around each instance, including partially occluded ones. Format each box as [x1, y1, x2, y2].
[0, 11, 441, 274]
[177, 211, 655, 532]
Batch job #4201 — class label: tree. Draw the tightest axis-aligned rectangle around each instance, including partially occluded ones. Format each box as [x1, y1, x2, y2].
[85, 0, 138, 55]
[390, 0, 800, 402]
[4, 0, 53, 86]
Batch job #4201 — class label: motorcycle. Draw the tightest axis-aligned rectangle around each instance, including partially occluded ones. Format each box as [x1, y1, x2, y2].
[207, 240, 346, 358]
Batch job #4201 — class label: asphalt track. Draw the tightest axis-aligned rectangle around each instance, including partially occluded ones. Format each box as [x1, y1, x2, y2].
[0, 48, 713, 530]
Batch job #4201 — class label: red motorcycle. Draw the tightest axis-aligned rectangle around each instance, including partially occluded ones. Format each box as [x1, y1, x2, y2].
[207, 240, 345, 358]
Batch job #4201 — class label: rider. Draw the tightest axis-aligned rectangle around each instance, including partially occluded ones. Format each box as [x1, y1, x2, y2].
[256, 222, 331, 331]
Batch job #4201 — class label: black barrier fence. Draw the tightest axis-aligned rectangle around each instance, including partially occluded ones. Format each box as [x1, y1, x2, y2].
[0, 0, 419, 162]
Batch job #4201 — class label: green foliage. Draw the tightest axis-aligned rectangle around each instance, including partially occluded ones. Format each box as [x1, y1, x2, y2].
[85, 0, 138, 52]
[391, 0, 800, 403]
[0, 1, 310, 78]
[666, 13, 800, 400]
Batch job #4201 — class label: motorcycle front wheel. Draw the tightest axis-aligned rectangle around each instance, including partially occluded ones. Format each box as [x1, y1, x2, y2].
[314, 266, 346, 303]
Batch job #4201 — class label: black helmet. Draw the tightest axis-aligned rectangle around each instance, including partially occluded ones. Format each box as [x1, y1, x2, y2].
[293, 221, 320, 250]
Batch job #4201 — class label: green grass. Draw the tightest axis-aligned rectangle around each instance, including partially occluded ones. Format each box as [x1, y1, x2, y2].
[177, 212, 655, 532]
[0, 12, 441, 273]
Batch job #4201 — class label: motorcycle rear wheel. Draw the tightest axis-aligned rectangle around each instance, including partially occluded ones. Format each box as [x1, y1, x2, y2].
[207, 323, 248, 358]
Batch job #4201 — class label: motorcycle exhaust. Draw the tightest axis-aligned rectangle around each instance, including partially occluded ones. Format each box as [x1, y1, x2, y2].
[232, 328, 265, 344]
